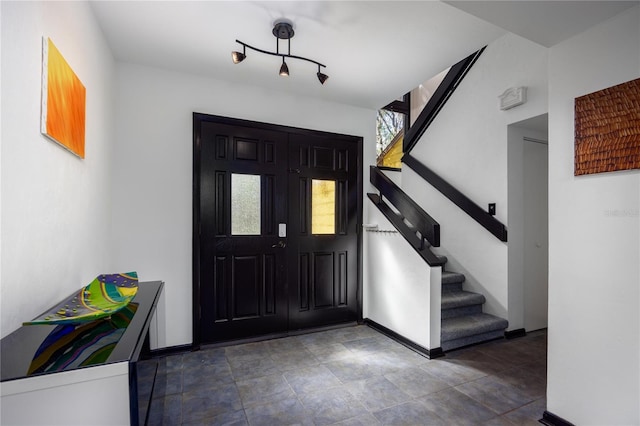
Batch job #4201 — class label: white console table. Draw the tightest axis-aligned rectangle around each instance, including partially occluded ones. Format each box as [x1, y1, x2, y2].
[1, 281, 163, 426]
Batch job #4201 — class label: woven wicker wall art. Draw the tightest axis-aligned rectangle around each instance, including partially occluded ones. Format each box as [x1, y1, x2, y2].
[574, 78, 640, 176]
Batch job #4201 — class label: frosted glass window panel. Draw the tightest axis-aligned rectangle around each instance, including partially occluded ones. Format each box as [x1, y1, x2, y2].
[231, 174, 261, 235]
[312, 179, 335, 235]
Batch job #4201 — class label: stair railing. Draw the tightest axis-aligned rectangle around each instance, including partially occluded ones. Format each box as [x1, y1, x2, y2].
[403, 47, 485, 154]
[403, 154, 508, 242]
[368, 166, 445, 266]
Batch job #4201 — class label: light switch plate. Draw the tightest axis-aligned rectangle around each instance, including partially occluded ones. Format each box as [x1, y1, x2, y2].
[278, 223, 286, 238]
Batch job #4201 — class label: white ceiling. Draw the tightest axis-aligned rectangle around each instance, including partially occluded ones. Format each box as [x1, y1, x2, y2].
[90, 1, 638, 110]
[444, 1, 637, 48]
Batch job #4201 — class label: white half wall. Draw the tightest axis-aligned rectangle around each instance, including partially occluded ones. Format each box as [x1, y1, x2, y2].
[547, 6, 640, 424]
[402, 33, 548, 322]
[1, 1, 115, 338]
[113, 63, 376, 347]
[363, 206, 441, 350]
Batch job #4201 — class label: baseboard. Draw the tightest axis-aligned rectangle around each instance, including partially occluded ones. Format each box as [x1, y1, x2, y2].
[363, 318, 444, 359]
[539, 410, 575, 426]
[149, 344, 193, 358]
[505, 328, 527, 339]
[165, 322, 361, 354]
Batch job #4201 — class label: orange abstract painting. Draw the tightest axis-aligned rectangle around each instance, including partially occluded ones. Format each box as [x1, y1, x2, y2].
[41, 37, 86, 158]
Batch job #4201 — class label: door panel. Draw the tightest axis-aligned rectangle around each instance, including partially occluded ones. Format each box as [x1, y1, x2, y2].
[199, 120, 289, 343]
[195, 114, 361, 344]
[287, 133, 359, 330]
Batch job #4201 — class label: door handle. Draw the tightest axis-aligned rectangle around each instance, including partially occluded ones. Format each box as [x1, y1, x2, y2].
[272, 241, 287, 248]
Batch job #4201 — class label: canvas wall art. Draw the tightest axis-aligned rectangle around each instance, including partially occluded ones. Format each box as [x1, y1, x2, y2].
[41, 37, 86, 158]
[574, 78, 640, 176]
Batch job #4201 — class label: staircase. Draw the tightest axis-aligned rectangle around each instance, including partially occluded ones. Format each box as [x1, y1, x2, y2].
[368, 166, 509, 354]
[424, 237, 508, 351]
[440, 265, 508, 351]
[367, 45, 509, 353]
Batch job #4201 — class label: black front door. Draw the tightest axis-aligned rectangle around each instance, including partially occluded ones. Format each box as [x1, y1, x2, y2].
[193, 113, 362, 345]
[287, 133, 360, 330]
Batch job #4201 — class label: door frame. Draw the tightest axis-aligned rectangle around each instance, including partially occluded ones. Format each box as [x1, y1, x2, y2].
[192, 112, 363, 349]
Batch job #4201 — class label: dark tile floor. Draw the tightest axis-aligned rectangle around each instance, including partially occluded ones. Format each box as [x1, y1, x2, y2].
[143, 325, 547, 425]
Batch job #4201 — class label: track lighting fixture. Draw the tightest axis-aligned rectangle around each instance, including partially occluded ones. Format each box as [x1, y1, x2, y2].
[317, 65, 329, 85]
[231, 21, 329, 85]
[231, 46, 246, 64]
[279, 58, 289, 77]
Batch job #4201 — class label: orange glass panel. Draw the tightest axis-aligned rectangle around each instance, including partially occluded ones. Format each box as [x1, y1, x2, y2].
[312, 179, 335, 235]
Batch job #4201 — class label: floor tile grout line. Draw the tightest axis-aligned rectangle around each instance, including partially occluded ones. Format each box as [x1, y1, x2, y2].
[147, 326, 547, 425]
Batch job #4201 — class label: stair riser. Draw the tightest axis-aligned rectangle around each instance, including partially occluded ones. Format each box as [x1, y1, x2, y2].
[442, 282, 463, 293]
[441, 304, 483, 319]
[441, 330, 505, 351]
[441, 317, 509, 342]
[442, 276, 465, 285]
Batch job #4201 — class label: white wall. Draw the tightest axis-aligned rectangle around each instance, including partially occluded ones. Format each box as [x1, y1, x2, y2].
[1, 2, 3, 315]
[0, 1, 115, 338]
[364, 207, 441, 350]
[401, 33, 548, 322]
[113, 63, 376, 347]
[547, 6, 640, 424]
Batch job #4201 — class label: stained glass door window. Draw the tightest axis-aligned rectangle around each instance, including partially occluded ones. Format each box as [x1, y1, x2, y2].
[231, 173, 261, 235]
[311, 179, 335, 234]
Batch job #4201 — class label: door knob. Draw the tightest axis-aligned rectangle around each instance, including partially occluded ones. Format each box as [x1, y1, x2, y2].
[272, 241, 286, 248]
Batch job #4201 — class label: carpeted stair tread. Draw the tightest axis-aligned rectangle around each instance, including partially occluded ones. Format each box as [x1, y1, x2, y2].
[436, 260, 508, 350]
[442, 271, 465, 285]
[441, 313, 509, 342]
[441, 291, 485, 310]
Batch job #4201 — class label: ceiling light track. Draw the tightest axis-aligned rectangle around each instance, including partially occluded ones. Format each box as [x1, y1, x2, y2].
[234, 40, 327, 69]
[232, 21, 329, 85]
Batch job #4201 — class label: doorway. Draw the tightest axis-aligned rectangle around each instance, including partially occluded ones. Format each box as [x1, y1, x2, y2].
[507, 114, 549, 332]
[522, 135, 548, 331]
[192, 113, 363, 346]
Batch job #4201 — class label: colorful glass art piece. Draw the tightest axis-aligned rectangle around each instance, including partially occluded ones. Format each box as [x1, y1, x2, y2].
[23, 272, 139, 326]
[27, 303, 138, 375]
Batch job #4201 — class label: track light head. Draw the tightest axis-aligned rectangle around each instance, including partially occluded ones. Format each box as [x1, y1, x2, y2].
[231, 51, 246, 64]
[279, 59, 289, 77]
[232, 45, 246, 64]
[317, 71, 329, 85]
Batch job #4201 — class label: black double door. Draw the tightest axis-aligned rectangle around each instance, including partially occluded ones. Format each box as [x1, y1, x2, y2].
[194, 114, 362, 344]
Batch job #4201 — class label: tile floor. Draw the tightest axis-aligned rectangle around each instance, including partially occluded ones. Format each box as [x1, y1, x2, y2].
[143, 325, 547, 425]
